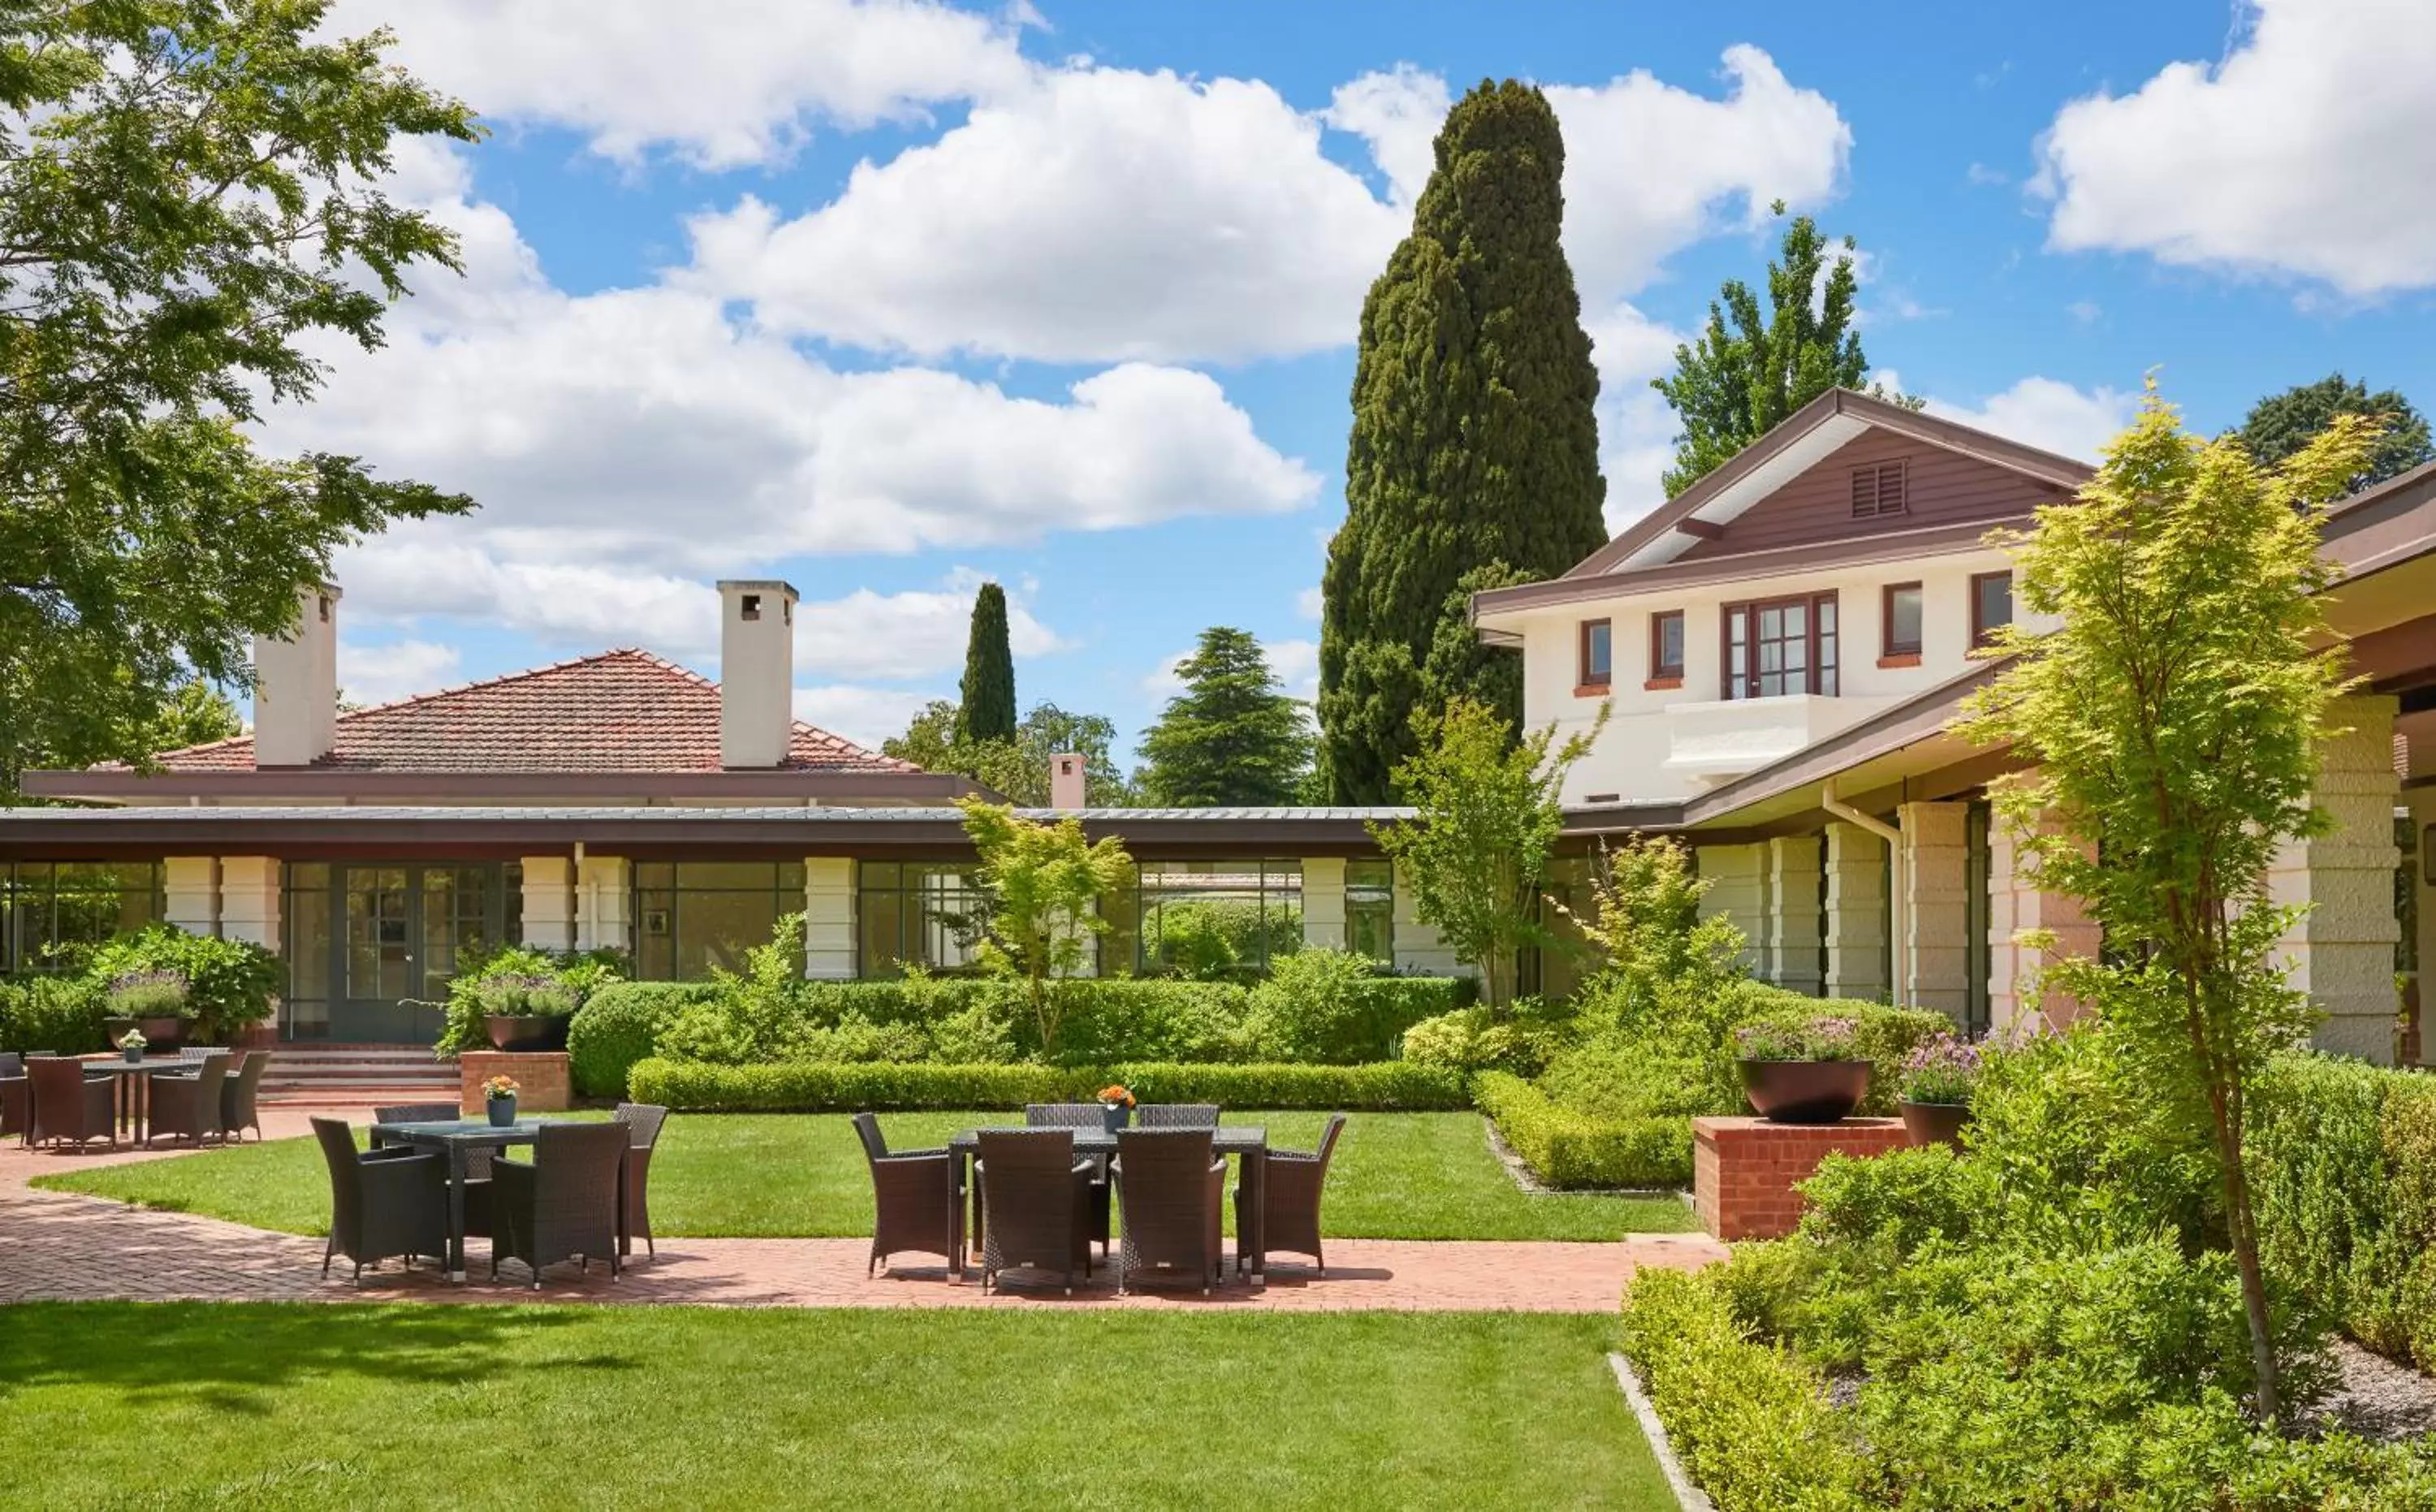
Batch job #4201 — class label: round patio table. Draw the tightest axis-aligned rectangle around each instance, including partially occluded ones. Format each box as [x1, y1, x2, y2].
[76, 1051, 210, 1146]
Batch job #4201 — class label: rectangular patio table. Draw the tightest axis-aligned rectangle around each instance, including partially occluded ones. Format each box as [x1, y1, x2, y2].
[369, 1117, 623, 1283]
[946, 1125, 1268, 1285]
[77, 1051, 211, 1145]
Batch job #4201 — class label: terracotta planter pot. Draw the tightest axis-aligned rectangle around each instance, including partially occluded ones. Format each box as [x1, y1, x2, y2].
[1738, 1058, 1872, 1124]
[484, 1014, 566, 1052]
[1900, 1099, 1973, 1149]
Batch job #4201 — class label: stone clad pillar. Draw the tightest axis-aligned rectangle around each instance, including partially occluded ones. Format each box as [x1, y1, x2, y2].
[803, 858, 856, 980]
[1985, 810, 2101, 1038]
[574, 855, 629, 955]
[218, 857, 281, 952]
[1695, 843, 1767, 975]
[1765, 835, 1824, 996]
[1391, 861, 1463, 978]
[163, 857, 218, 935]
[1897, 801, 1972, 1024]
[2271, 695, 2404, 1062]
[1301, 857, 1348, 951]
[1823, 823, 1889, 1003]
[519, 856, 576, 951]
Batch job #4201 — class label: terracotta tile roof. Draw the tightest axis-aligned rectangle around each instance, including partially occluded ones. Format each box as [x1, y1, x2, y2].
[137, 649, 917, 775]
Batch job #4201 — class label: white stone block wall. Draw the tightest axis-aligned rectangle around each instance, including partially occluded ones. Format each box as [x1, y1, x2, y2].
[1898, 801, 1972, 1024]
[163, 857, 218, 935]
[1823, 823, 1890, 1002]
[1694, 842, 1766, 975]
[1985, 809, 2101, 1039]
[1766, 835, 1825, 996]
[1301, 857, 1348, 951]
[217, 857, 281, 952]
[2270, 695, 2404, 1063]
[575, 855, 630, 955]
[2407, 787, 2436, 1067]
[519, 856, 576, 951]
[804, 858, 856, 980]
[1391, 860, 1466, 978]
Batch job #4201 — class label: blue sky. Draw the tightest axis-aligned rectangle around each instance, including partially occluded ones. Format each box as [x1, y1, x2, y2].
[274, 0, 2436, 768]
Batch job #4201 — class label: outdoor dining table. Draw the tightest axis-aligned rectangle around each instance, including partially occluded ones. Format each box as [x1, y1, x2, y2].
[77, 1051, 210, 1145]
[369, 1117, 624, 1283]
[946, 1125, 1268, 1285]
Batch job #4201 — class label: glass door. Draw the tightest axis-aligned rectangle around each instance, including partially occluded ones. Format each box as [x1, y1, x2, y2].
[329, 864, 513, 1043]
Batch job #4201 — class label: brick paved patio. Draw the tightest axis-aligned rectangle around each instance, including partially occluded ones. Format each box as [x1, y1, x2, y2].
[0, 1107, 1726, 1312]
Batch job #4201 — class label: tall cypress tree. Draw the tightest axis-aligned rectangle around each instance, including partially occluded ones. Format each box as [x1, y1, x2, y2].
[1318, 80, 1609, 804]
[956, 582, 1017, 745]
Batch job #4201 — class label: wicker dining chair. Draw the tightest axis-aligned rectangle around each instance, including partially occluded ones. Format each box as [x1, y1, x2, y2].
[0, 1052, 24, 1141]
[312, 1117, 447, 1281]
[1237, 1114, 1347, 1276]
[147, 1051, 231, 1147]
[489, 1122, 629, 1290]
[976, 1129, 1095, 1294]
[611, 1102, 670, 1259]
[1136, 1103, 1220, 1129]
[376, 1102, 493, 1237]
[1024, 1103, 1112, 1252]
[220, 1051, 271, 1142]
[25, 1056, 117, 1151]
[1113, 1128, 1227, 1295]
[853, 1112, 962, 1277]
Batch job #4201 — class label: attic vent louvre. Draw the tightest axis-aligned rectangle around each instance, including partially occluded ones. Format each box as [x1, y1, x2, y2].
[1850, 460, 1909, 519]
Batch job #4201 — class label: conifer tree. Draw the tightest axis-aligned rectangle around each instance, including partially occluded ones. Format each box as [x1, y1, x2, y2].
[1138, 628, 1311, 807]
[955, 582, 1017, 745]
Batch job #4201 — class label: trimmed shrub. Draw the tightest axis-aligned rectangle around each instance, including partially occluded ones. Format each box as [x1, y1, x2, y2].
[430, 945, 626, 1058]
[0, 974, 109, 1052]
[1243, 948, 1470, 1064]
[85, 927, 280, 1043]
[625, 1057, 1468, 1113]
[567, 982, 719, 1099]
[1474, 1071, 1691, 1187]
[1398, 1003, 1570, 1078]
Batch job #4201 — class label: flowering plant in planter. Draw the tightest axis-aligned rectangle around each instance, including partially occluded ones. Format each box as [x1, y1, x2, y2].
[1898, 1034, 1983, 1107]
[1734, 1016, 1861, 1062]
[104, 968, 191, 1020]
[117, 1027, 149, 1051]
[482, 1074, 521, 1100]
[1096, 1084, 1135, 1108]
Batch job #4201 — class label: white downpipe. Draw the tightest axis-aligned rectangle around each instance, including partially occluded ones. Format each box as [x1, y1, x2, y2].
[1821, 784, 1907, 1009]
[571, 841, 587, 954]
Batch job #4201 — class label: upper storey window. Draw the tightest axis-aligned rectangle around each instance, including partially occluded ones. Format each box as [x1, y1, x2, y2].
[1971, 571, 2014, 650]
[1851, 460, 1908, 519]
[1882, 581, 1924, 661]
[1649, 610, 1685, 685]
[1578, 618, 1612, 692]
[1724, 593, 1838, 699]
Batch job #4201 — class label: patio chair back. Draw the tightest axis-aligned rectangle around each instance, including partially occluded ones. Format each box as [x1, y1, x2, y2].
[313, 1116, 447, 1279]
[1137, 1103, 1220, 1128]
[852, 1110, 892, 1162]
[1023, 1103, 1100, 1129]
[375, 1102, 460, 1125]
[146, 1051, 231, 1146]
[1237, 1114, 1347, 1275]
[977, 1129, 1093, 1290]
[612, 1102, 671, 1259]
[855, 1112, 961, 1275]
[1114, 1128, 1225, 1293]
[26, 1055, 114, 1148]
[222, 1051, 270, 1139]
[313, 1116, 369, 1242]
[491, 1121, 629, 1287]
[0, 1052, 20, 1078]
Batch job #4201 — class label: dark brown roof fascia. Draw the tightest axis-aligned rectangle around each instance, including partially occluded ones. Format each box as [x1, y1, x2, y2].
[15, 769, 989, 805]
[2322, 459, 2436, 579]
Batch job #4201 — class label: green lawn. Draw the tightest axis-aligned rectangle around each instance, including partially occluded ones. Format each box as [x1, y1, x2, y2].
[0, 1303, 1675, 1510]
[33, 1111, 1695, 1242]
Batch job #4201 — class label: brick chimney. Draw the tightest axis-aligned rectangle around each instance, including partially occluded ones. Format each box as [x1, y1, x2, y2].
[718, 579, 797, 768]
[252, 584, 340, 767]
[1050, 752, 1087, 810]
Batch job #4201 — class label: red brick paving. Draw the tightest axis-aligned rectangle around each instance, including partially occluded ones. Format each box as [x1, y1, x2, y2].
[1, 1106, 1726, 1313]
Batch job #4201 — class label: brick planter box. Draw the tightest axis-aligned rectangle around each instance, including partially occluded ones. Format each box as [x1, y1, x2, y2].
[459, 1051, 572, 1115]
[1692, 1116, 1907, 1241]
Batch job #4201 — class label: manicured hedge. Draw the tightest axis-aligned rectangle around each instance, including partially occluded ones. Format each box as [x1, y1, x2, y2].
[624, 1057, 1470, 1113]
[0, 975, 107, 1053]
[1474, 1071, 1692, 1188]
[567, 981, 721, 1098]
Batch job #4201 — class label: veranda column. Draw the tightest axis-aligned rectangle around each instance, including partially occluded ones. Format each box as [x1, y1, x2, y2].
[163, 857, 218, 935]
[574, 856, 630, 955]
[1694, 843, 1766, 975]
[2270, 694, 2404, 1063]
[218, 857, 281, 952]
[1897, 801, 1972, 1024]
[1300, 857, 1348, 951]
[803, 858, 856, 980]
[1822, 823, 1890, 1003]
[1390, 861, 1464, 979]
[518, 857, 576, 951]
[1764, 835, 1825, 996]
[1985, 808, 2101, 1038]
[2404, 784, 2436, 1067]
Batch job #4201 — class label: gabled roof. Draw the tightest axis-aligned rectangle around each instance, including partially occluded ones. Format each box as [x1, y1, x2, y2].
[124, 649, 915, 775]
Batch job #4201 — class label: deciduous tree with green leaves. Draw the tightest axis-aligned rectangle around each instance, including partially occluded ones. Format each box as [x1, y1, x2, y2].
[957, 797, 1134, 1058]
[0, 1, 480, 799]
[1651, 202, 1917, 498]
[2232, 373, 2432, 493]
[1369, 697, 1605, 1007]
[1137, 627, 1311, 806]
[884, 700, 1133, 806]
[1959, 384, 2373, 1428]
[956, 583, 1017, 745]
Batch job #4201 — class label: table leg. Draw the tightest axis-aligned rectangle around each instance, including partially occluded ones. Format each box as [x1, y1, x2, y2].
[446, 1144, 469, 1282]
[964, 1148, 983, 1277]
[1241, 1147, 1267, 1285]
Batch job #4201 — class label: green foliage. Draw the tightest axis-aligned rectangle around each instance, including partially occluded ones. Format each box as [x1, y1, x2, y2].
[882, 699, 1134, 806]
[1959, 384, 2375, 1423]
[1318, 80, 1609, 803]
[1474, 1071, 1691, 1187]
[1559, 836, 1749, 1039]
[955, 582, 1017, 745]
[957, 797, 1134, 1056]
[566, 982, 720, 1099]
[2234, 372, 2434, 492]
[1136, 627, 1312, 806]
[626, 1058, 1469, 1113]
[429, 944, 625, 1058]
[1242, 948, 1467, 1064]
[1398, 1002, 1572, 1079]
[1650, 202, 1916, 499]
[1145, 896, 1300, 982]
[1415, 561, 1542, 737]
[86, 927, 279, 1042]
[0, 0, 479, 798]
[0, 974, 108, 1052]
[1370, 696, 1601, 1004]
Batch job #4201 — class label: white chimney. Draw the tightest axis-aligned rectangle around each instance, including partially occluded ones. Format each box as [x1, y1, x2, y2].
[252, 584, 340, 767]
[718, 579, 797, 769]
[1050, 752, 1087, 810]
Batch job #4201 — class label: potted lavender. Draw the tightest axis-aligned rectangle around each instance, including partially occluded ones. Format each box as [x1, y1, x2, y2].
[1734, 1016, 1872, 1124]
[103, 969, 192, 1052]
[1897, 1033, 1982, 1148]
[479, 973, 578, 1052]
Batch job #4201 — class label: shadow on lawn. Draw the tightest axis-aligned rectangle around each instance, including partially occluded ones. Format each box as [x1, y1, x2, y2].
[0, 1303, 617, 1415]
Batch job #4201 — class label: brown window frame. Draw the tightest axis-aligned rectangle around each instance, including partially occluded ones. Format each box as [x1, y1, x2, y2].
[1647, 609, 1685, 689]
[1576, 617, 1613, 694]
[1851, 460, 1909, 519]
[1881, 581, 1924, 664]
[1721, 591, 1840, 701]
[1969, 570, 2014, 651]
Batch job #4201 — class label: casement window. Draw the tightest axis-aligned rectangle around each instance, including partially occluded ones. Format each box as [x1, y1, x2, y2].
[1851, 460, 1908, 519]
[1578, 618, 1613, 692]
[1970, 571, 2014, 650]
[1648, 610, 1685, 686]
[1881, 581, 1924, 663]
[1722, 592, 1839, 700]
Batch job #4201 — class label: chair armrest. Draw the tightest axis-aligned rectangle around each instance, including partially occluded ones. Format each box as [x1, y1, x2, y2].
[363, 1144, 425, 1163]
[872, 1149, 950, 1166]
[359, 1150, 443, 1194]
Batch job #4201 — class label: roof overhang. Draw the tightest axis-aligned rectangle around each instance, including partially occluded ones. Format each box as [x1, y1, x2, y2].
[16, 768, 991, 806]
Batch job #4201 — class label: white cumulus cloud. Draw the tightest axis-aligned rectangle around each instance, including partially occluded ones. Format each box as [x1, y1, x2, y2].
[2033, 0, 2436, 296]
[792, 684, 943, 751]
[1913, 375, 2139, 464]
[336, 637, 464, 706]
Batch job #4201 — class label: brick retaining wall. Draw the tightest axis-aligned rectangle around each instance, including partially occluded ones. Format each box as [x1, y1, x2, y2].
[1692, 1116, 1908, 1241]
[459, 1052, 572, 1114]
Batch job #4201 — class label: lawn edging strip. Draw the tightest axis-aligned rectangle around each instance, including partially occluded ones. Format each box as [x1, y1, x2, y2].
[1608, 1351, 1717, 1512]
